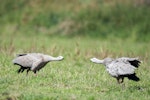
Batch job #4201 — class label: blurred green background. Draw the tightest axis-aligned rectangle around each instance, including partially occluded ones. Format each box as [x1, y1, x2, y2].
[1, 1, 150, 100]
[0, 0, 149, 41]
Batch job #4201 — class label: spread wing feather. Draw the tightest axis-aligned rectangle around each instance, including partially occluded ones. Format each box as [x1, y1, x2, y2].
[116, 57, 141, 68]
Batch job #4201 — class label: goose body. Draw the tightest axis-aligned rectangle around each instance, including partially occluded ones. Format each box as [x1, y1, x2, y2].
[13, 53, 64, 75]
[90, 57, 141, 83]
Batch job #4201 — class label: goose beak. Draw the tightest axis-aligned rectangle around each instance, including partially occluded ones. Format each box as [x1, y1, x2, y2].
[58, 56, 64, 60]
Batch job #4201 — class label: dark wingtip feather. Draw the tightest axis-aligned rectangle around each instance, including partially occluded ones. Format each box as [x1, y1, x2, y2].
[129, 60, 141, 68]
[128, 73, 140, 81]
[16, 53, 27, 57]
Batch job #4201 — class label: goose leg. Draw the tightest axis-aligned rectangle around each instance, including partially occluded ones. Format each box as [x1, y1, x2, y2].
[26, 68, 30, 75]
[120, 77, 124, 83]
[117, 77, 125, 90]
[17, 67, 22, 73]
[117, 77, 121, 84]
[117, 77, 124, 84]
[21, 68, 25, 73]
[33, 71, 37, 76]
[120, 77, 125, 89]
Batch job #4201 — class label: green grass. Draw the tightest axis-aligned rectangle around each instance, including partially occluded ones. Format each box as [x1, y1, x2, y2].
[0, 0, 150, 99]
[0, 35, 150, 100]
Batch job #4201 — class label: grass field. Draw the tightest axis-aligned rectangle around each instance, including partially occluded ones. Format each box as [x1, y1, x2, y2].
[0, 35, 150, 100]
[0, 0, 150, 100]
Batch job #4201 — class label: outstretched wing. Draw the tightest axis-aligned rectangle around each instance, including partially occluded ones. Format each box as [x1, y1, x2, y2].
[128, 59, 141, 68]
[116, 57, 141, 68]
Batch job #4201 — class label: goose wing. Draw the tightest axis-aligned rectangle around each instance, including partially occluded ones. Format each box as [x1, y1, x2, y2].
[117, 57, 141, 68]
[13, 54, 39, 67]
[107, 61, 136, 76]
